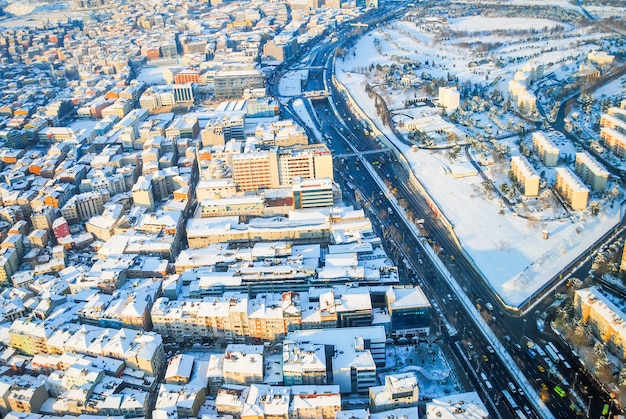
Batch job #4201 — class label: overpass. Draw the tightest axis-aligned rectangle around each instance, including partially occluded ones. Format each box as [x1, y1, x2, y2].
[333, 148, 393, 158]
[304, 90, 330, 98]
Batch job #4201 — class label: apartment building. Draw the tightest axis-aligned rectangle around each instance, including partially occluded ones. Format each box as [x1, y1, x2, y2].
[282, 340, 328, 386]
[223, 344, 264, 385]
[165, 117, 199, 140]
[232, 150, 280, 191]
[290, 387, 342, 419]
[438, 86, 460, 112]
[201, 115, 245, 146]
[278, 144, 334, 185]
[574, 151, 609, 193]
[131, 176, 155, 212]
[532, 131, 560, 167]
[0, 247, 20, 286]
[510, 155, 540, 196]
[61, 190, 109, 223]
[554, 167, 589, 211]
[575, 287, 626, 359]
[600, 108, 626, 159]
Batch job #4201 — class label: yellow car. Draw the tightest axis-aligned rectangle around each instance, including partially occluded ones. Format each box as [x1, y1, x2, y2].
[482, 355, 489, 362]
[538, 365, 545, 373]
[541, 383, 548, 391]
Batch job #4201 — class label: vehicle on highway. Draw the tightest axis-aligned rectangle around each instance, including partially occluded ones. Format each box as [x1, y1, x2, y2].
[538, 365, 545, 373]
[487, 345, 494, 354]
[602, 403, 610, 416]
[541, 383, 548, 391]
[480, 373, 493, 390]
[482, 355, 489, 363]
[502, 389, 519, 410]
[508, 382, 517, 393]
[485, 302, 494, 311]
[553, 385, 566, 398]
[569, 403, 582, 416]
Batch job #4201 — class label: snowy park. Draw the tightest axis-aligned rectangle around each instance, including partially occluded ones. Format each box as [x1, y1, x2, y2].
[334, 10, 624, 307]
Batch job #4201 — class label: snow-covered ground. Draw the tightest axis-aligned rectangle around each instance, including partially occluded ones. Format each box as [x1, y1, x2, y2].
[334, 14, 623, 307]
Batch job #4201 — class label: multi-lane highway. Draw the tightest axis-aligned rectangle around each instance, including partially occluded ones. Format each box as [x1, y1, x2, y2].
[268, 4, 622, 418]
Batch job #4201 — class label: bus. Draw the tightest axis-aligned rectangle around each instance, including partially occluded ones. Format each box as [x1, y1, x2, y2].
[502, 389, 519, 411]
[545, 344, 560, 364]
[602, 403, 610, 416]
[554, 385, 566, 398]
[561, 360, 572, 370]
[534, 345, 547, 358]
[546, 342, 561, 357]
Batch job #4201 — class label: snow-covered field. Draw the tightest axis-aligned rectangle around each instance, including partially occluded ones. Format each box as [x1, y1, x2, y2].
[335, 13, 623, 307]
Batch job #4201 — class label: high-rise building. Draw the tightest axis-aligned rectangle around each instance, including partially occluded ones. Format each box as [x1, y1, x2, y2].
[231, 150, 280, 191]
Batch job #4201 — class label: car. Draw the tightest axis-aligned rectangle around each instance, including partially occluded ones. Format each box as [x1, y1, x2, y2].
[523, 406, 532, 416]
[487, 345, 494, 354]
[515, 343, 523, 351]
[447, 294, 453, 301]
[541, 383, 548, 391]
[538, 365, 545, 373]
[482, 355, 489, 362]
[466, 342, 474, 350]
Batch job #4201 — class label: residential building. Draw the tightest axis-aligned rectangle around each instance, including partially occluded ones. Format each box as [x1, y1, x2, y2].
[438, 87, 460, 113]
[232, 150, 280, 191]
[510, 155, 540, 196]
[290, 385, 342, 419]
[282, 340, 328, 386]
[223, 344, 264, 385]
[574, 152, 609, 193]
[575, 287, 626, 359]
[554, 167, 589, 211]
[532, 131, 560, 167]
[132, 176, 155, 212]
[164, 354, 195, 384]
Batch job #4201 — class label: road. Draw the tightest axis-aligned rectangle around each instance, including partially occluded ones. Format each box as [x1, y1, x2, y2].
[268, 3, 622, 418]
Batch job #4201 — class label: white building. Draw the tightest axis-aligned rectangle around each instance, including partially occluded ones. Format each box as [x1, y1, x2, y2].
[438, 87, 460, 113]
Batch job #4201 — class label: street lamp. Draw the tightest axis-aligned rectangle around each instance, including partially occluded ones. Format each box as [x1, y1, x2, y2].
[521, 319, 527, 341]
[587, 395, 593, 416]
